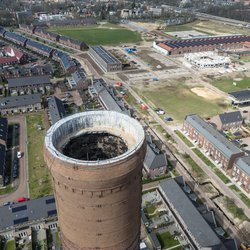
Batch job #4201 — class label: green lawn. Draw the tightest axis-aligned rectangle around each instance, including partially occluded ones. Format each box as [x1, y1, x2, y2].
[49, 25, 141, 45]
[6, 240, 15, 250]
[27, 113, 53, 199]
[145, 205, 157, 214]
[192, 148, 216, 169]
[142, 173, 171, 184]
[214, 169, 231, 184]
[210, 76, 250, 93]
[175, 130, 193, 147]
[240, 56, 250, 62]
[138, 84, 228, 122]
[157, 232, 180, 249]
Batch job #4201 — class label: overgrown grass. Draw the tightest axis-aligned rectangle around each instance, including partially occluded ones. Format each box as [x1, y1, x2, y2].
[192, 148, 216, 169]
[183, 154, 207, 181]
[142, 173, 171, 184]
[230, 185, 250, 207]
[145, 205, 157, 214]
[27, 113, 52, 199]
[224, 196, 249, 221]
[175, 130, 193, 147]
[0, 185, 16, 195]
[157, 231, 180, 249]
[214, 168, 231, 184]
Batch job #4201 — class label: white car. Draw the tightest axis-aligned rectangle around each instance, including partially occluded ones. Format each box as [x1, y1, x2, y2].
[17, 151, 22, 159]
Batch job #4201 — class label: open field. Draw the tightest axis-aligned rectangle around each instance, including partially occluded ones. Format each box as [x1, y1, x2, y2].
[27, 113, 52, 199]
[49, 24, 141, 45]
[164, 20, 250, 36]
[210, 76, 250, 93]
[134, 81, 229, 122]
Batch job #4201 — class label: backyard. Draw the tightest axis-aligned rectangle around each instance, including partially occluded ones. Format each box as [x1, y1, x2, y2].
[26, 113, 52, 198]
[49, 23, 142, 45]
[157, 231, 180, 249]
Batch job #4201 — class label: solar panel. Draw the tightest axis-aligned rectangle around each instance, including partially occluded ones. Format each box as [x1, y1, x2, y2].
[12, 205, 27, 213]
[47, 209, 57, 216]
[46, 198, 55, 204]
[13, 217, 28, 225]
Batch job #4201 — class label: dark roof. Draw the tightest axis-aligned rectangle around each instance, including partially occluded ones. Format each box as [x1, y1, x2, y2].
[7, 75, 51, 88]
[53, 50, 75, 71]
[149, 233, 161, 249]
[0, 94, 41, 109]
[144, 134, 167, 170]
[0, 118, 8, 143]
[159, 178, 222, 248]
[0, 144, 6, 176]
[159, 35, 250, 51]
[219, 111, 243, 125]
[93, 79, 129, 115]
[185, 114, 242, 158]
[59, 35, 83, 46]
[0, 195, 57, 231]
[90, 46, 122, 65]
[229, 89, 250, 101]
[48, 96, 66, 125]
[4, 32, 27, 44]
[26, 40, 54, 54]
[234, 156, 250, 175]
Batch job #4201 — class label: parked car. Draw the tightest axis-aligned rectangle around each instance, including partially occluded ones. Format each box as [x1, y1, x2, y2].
[17, 197, 29, 203]
[17, 151, 22, 159]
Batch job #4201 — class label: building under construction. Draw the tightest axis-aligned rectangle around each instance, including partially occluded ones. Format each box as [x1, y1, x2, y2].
[44, 111, 146, 250]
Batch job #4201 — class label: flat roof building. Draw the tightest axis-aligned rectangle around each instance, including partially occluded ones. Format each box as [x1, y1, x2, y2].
[89, 46, 122, 72]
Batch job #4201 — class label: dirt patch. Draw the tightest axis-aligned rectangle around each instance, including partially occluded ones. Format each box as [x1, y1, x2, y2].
[191, 87, 222, 100]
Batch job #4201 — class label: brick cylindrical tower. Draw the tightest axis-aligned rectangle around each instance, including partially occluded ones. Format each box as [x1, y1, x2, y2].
[44, 111, 146, 250]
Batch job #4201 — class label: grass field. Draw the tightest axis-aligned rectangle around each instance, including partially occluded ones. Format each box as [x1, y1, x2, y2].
[165, 20, 250, 36]
[6, 240, 15, 250]
[175, 130, 193, 147]
[210, 76, 250, 93]
[229, 185, 250, 207]
[27, 113, 52, 199]
[0, 185, 16, 195]
[49, 24, 141, 45]
[157, 232, 180, 249]
[214, 168, 231, 184]
[192, 148, 216, 169]
[136, 83, 228, 122]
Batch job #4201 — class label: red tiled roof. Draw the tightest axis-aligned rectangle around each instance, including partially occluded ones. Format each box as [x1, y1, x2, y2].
[4, 46, 24, 60]
[158, 43, 173, 51]
[0, 56, 18, 64]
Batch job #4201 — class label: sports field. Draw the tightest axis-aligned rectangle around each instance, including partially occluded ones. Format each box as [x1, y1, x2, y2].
[49, 24, 142, 45]
[210, 76, 250, 93]
[135, 82, 229, 122]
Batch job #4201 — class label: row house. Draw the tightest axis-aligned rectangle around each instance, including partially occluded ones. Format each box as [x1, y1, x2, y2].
[53, 50, 76, 74]
[183, 114, 244, 170]
[26, 40, 54, 57]
[3, 32, 28, 47]
[59, 36, 88, 50]
[35, 29, 60, 42]
[0, 27, 6, 37]
[0, 117, 8, 186]
[19, 24, 36, 34]
[0, 94, 42, 115]
[231, 156, 250, 193]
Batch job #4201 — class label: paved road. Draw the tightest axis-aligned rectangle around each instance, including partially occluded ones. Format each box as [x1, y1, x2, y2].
[0, 115, 28, 204]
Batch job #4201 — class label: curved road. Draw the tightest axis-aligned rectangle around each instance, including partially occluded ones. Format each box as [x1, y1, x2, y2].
[0, 115, 28, 204]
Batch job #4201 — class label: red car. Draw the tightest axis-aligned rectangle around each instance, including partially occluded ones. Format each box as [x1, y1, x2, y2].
[17, 197, 29, 203]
